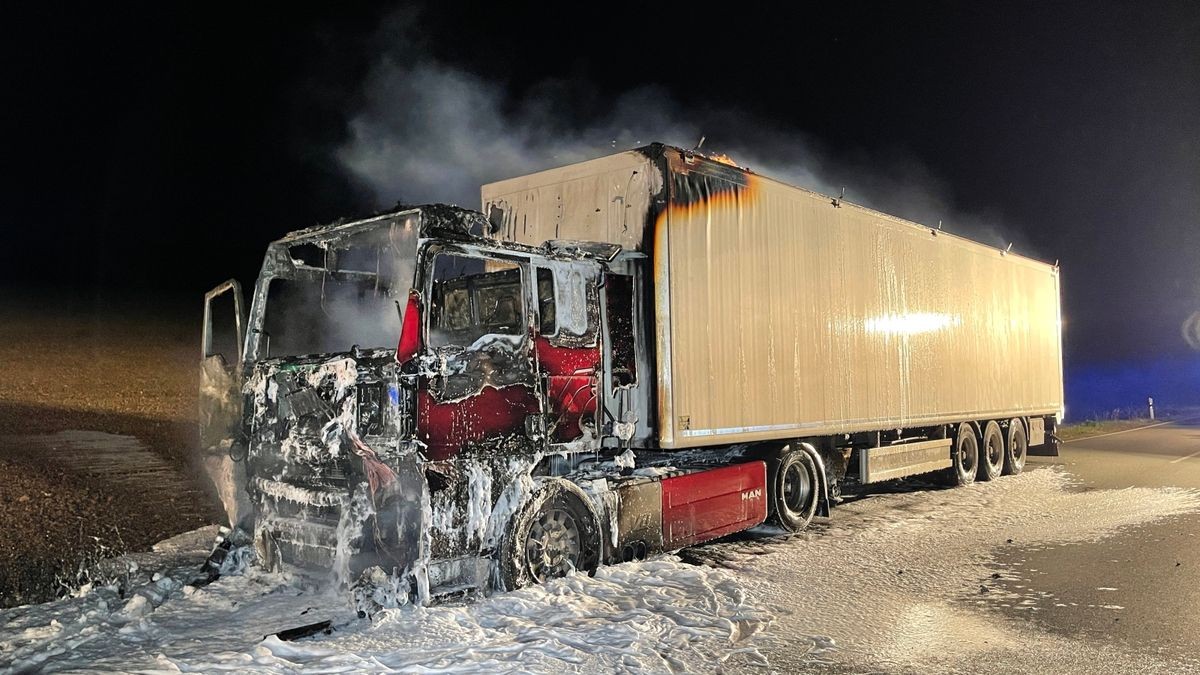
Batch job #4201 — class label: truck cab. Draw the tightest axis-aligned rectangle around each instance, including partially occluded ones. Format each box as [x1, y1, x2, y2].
[200, 203, 769, 601]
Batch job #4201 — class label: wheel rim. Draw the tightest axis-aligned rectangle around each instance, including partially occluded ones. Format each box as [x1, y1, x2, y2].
[782, 462, 813, 514]
[524, 507, 581, 582]
[1011, 430, 1027, 464]
[987, 434, 1003, 468]
[960, 437, 977, 475]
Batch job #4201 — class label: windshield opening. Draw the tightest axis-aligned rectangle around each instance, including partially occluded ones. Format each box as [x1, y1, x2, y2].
[253, 214, 418, 361]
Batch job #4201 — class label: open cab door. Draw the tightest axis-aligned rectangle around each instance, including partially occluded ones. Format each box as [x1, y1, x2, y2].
[200, 279, 251, 530]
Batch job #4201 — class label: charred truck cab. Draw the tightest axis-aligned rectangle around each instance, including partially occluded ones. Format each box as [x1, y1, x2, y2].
[202, 202, 770, 601]
[201, 144, 1064, 605]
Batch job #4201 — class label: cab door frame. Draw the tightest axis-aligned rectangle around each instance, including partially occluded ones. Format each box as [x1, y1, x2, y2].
[199, 278, 251, 529]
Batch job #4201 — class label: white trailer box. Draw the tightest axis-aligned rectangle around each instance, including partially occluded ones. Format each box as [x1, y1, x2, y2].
[483, 144, 1064, 449]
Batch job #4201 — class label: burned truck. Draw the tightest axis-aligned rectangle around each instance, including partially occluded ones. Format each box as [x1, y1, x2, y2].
[200, 144, 1064, 602]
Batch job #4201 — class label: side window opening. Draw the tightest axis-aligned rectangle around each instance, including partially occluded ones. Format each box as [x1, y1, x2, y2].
[606, 273, 637, 388]
[428, 252, 524, 349]
[535, 263, 599, 347]
[206, 291, 241, 366]
[537, 267, 556, 336]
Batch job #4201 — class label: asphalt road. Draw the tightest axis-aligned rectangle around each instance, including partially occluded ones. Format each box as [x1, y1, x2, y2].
[1000, 418, 1200, 665]
[4, 418, 1198, 672]
[735, 418, 1200, 673]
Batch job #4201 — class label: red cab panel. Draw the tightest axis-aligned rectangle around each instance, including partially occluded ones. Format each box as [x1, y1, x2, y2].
[534, 336, 599, 442]
[660, 462, 768, 550]
[417, 386, 538, 461]
[535, 336, 598, 374]
[395, 290, 422, 365]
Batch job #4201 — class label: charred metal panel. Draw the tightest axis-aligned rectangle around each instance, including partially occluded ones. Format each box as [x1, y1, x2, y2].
[535, 336, 598, 373]
[418, 246, 540, 460]
[600, 261, 655, 447]
[660, 461, 767, 550]
[545, 373, 598, 444]
[480, 150, 662, 252]
[275, 204, 487, 246]
[535, 331, 599, 444]
[241, 348, 426, 581]
[199, 280, 251, 530]
[604, 273, 637, 389]
[532, 259, 602, 444]
[428, 338, 534, 402]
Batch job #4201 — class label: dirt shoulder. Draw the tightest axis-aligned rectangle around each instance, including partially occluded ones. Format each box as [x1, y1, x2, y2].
[0, 289, 222, 606]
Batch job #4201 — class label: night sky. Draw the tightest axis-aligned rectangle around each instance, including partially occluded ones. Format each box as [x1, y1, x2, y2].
[3, 2, 1197, 414]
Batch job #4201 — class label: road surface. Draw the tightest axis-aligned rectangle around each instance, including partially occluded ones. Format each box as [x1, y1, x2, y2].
[752, 417, 1200, 673]
[991, 418, 1200, 665]
[4, 418, 1200, 673]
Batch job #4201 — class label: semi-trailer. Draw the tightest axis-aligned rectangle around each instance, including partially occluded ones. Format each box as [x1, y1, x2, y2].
[200, 143, 1063, 605]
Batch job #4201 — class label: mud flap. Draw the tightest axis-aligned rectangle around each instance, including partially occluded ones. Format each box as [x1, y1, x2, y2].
[1027, 436, 1061, 457]
[1027, 417, 1061, 457]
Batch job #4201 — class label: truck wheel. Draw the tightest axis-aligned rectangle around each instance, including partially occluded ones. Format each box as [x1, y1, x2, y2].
[979, 421, 1004, 481]
[947, 422, 979, 486]
[1004, 418, 1028, 475]
[768, 449, 820, 532]
[498, 481, 600, 591]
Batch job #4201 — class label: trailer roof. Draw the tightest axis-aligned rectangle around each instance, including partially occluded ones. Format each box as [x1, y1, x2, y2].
[482, 143, 1058, 271]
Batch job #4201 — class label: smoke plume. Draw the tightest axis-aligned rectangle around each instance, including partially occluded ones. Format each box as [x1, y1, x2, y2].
[337, 12, 1026, 254]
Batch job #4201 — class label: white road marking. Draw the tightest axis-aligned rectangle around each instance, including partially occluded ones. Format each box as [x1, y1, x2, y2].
[1168, 449, 1200, 465]
[1064, 419, 1175, 443]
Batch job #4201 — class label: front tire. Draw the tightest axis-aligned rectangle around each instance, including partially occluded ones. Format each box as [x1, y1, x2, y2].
[979, 420, 1004, 481]
[768, 448, 820, 532]
[498, 481, 601, 591]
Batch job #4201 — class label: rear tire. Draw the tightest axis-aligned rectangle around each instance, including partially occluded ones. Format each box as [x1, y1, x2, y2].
[947, 422, 979, 486]
[1004, 418, 1028, 475]
[979, 421, 1004, 481]
[768, 448, 820, 532]
[498, 481, 600, 591]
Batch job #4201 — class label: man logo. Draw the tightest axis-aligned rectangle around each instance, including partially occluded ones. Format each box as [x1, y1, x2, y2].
[741, 488, 762, 501]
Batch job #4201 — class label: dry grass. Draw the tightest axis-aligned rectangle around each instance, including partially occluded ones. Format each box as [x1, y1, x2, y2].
[1057, 418, 1158, 442]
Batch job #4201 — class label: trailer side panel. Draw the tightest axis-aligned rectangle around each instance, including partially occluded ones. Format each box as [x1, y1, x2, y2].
[661, 150, 1064, 447]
